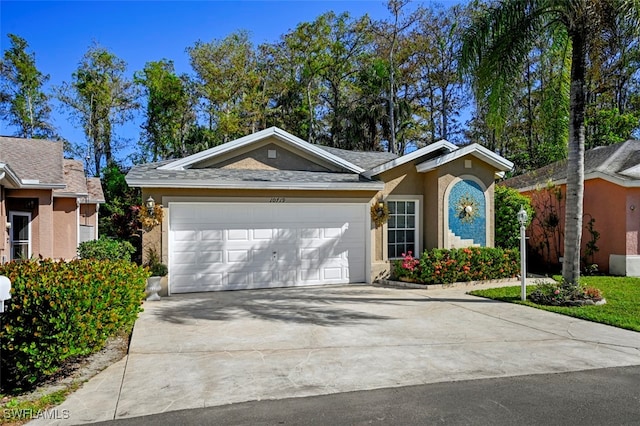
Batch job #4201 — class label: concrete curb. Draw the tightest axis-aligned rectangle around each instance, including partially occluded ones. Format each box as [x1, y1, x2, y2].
[373, 276, 555, 291]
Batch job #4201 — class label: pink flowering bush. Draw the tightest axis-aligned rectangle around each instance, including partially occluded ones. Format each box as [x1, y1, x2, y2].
[392, 247, 520, 284]
[392, 251, 420, 281]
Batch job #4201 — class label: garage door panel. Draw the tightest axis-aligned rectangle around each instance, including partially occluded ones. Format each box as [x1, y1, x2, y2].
[301, 268, 320, 281]
[228, 271, 251, 286]
[199, 250, 223, 263]
[227, 249, 249, 263]
[323, 267, 343, 280]
[253, 271, 275, 283]
[169, 202, 366, 293]
[228, 229, 249, 240]
[323, 227, 343, 239]
[300, 228, 320, 239]
[173, 229, 198, 241]
[253, 228, 274, 240]
[201, 230, 223, 241]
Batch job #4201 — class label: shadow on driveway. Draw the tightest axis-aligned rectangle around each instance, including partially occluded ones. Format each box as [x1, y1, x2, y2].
[153, 285, 500, 326]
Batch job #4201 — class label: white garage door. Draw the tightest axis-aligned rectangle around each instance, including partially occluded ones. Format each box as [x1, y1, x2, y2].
[169, 202, 366, 293]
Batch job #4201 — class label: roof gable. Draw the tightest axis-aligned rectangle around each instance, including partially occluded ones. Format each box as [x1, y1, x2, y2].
[159, 127, 365, 174]
[362, 140, 458, 178]
[415, 143, 514, 175]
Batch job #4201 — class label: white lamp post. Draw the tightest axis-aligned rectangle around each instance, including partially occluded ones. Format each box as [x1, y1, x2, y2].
[517, 206, 528, 301]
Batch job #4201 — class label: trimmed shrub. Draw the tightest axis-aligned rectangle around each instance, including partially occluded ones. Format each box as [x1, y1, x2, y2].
[529, 280, 604, 306]
[495, 185, 534, 249]
[78, 236, 136, 262]
[392, 247, 520, 284]
[0, 259, 148, 391]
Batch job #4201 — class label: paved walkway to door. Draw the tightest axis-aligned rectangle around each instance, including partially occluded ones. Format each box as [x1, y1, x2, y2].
[29, 280, 640, 425]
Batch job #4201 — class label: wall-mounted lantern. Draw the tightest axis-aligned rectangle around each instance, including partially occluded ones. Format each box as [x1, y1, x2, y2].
[145, 196, 156, 216]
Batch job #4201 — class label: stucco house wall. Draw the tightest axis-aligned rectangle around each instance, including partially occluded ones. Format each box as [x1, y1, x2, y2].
[53, 197, 79, 260]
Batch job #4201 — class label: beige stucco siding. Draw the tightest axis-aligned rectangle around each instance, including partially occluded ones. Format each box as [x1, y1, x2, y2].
[194, 138, 337, 171]
[53, 197, 78, 260]
[217, 143, 331, 172]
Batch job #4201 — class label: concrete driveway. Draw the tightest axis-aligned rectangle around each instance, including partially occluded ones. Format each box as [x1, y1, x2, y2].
[31, 282, 640, 424]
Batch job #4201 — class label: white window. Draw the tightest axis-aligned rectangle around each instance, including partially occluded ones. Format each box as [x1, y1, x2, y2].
[387, 200, 417, 259]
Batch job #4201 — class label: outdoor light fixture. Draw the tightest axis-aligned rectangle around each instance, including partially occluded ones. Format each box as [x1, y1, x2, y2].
[146, 196, 155, 216]
[517, 206, 528, 301]
[517, 206, 528, 226]
[378, 201, 385, 209]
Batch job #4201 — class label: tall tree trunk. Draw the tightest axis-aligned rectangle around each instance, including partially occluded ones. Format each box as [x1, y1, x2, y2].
[562, 33, 587, 285]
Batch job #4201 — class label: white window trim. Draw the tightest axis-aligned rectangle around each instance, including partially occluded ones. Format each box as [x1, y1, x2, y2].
[385, 196, 422, 260]
[9, 211, 32, 261]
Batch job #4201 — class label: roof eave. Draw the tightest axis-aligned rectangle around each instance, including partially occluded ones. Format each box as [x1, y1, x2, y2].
[53, 192, 90, 199]
[126, 178, 384, 191]
[512, 171, 640, 193]
[0, 165, 21, 188]
[362, 139, 458, 178]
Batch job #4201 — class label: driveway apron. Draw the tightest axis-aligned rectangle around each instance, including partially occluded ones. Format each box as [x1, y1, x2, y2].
[29, 282, 640, 424]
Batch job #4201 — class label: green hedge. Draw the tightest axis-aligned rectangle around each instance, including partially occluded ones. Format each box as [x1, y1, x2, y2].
[392, 247, 520, 284]
[0, 259, 148, 391]
[77, 236, 136, 261]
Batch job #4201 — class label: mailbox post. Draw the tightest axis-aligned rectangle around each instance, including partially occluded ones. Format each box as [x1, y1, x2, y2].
[0, 275, 10, 389]
[0, 275, 10, 313]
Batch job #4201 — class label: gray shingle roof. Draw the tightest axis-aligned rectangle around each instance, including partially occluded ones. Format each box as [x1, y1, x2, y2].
[55, 159, 87, 195]
[315, 145, 398, 170]
[503, 140, 640, 189]
[0, 136, 65, 185]
[52, 159, 106, 203]
[127, 160, 377, 186]
[86, 178, 106, 203]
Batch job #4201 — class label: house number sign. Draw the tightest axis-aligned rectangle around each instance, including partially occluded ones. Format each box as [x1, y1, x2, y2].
[269, 197, 286, 203]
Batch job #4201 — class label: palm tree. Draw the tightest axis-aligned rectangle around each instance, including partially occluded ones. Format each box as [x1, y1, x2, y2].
[460, 0, 640, 285]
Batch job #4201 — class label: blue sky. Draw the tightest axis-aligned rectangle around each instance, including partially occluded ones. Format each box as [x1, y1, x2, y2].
[1, 0, 462, 164]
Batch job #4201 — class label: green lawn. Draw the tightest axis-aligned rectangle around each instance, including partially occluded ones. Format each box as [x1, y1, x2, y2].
[469, 276, 640, 332]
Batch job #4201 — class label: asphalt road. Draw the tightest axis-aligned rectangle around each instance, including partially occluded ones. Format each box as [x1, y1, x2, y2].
[95, 365, 640, 425]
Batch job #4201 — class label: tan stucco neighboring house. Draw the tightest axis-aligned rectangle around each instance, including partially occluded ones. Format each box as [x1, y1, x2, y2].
[126, 127, 512, 294]
[0, 136, 105, 262]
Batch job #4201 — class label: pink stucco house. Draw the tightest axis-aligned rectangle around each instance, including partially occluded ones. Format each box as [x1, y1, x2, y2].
[0, 136, 105, 262]
[503, 139, 640, 276]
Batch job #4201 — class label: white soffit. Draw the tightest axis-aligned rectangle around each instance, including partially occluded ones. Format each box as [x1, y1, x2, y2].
[158, 126, 365, 174]
[415, 144, 514, 173]
[362, 139, 458, 178]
